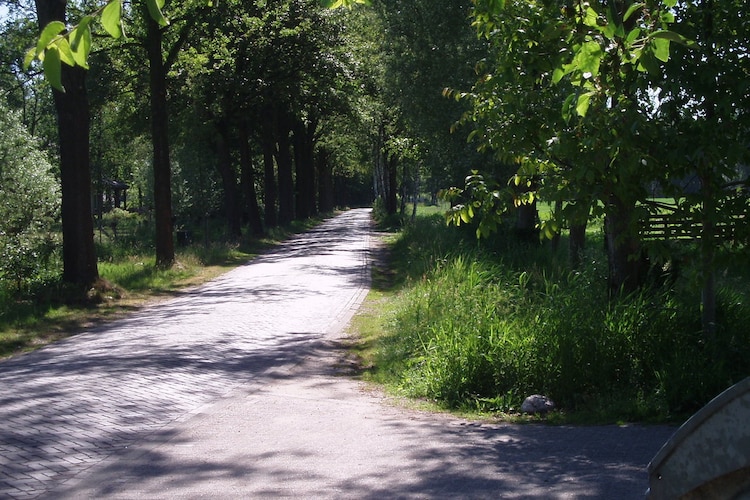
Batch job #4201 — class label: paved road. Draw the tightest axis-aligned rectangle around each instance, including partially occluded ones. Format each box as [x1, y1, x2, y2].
[0, 208, 675, 499]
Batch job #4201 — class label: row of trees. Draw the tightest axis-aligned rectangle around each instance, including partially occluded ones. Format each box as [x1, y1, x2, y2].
[2, 0, 388, 291]
[4, 0, 501, 294]
[12, 0, 746, 330]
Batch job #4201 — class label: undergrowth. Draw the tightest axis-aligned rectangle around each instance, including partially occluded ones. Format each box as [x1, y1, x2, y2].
[365, 211, 750, 424]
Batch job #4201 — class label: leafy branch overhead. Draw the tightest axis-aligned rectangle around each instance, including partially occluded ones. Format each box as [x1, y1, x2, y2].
[319, 0, 370, 7]
[445, 0, 698, 244]
[25, 0, 174, 91]
[28, 0, 369, 92]
[551, 0, 696, 118]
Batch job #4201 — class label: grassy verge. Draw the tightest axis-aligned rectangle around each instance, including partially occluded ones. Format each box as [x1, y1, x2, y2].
[0, 215, 331, 360]
[350, 207, 750, 424]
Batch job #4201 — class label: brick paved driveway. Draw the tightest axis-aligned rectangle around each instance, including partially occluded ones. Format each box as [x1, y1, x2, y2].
[0, 209, 370, 499]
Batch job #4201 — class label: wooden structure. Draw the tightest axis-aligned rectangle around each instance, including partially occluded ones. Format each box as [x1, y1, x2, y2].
[640, 213, 744, 242]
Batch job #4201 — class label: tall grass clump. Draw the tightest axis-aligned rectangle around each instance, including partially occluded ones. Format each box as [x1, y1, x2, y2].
[375, 213, 750, 422]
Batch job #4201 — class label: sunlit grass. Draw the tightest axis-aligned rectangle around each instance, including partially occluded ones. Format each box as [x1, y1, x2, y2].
[353, 205, 750, 424]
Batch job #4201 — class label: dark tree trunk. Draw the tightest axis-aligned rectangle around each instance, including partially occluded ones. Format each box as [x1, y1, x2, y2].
[569, 222, 587, 269]
[293, 119, 317, 220]
[399, 161, 408, 216]
[238, 119, 264, 236]
[215, 120, 242, 240]
[146, 16, 174, 268]
[261, 113, 278, 228]
[317, 148, 334, 213]
[604, 193, 646, 297]
[386, 154, 398, 215]
[275, 114, 294, 226]
[35, 0, 99, 288]
[515, 200, 539, 242]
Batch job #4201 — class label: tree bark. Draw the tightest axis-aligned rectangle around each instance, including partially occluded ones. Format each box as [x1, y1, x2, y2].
[569, 221, 587, 269]
[293, 119, 317, 220]
[261, 110, 278, 228]
[317, 148, 334, 213]
[215, 119, 242, 240]
[146, 16, 175, 268]
[238, 119, 264, 236]
[275, 113, 295, 226]
[35, 0, 99, 288]
[604, 193, 645, 297]
[516, 200, 539, 242]
[386, 153, 398, 216]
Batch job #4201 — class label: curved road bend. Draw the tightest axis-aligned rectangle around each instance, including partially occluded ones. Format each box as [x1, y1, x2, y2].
[0, 208, 674, 499]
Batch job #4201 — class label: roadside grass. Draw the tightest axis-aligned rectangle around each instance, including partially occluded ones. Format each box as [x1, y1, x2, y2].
[0, 214, 333, 360]
[352, 206, 750, 424]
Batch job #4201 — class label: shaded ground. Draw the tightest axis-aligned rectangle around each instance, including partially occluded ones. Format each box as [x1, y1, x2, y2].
[0, 209, 674, 499]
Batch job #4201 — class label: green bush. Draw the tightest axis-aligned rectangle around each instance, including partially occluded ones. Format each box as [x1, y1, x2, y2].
[96, 209, 152, 260]
[0, 102, 61, 293]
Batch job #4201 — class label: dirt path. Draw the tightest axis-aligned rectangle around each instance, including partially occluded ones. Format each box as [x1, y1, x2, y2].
[0, 209, 674, 499]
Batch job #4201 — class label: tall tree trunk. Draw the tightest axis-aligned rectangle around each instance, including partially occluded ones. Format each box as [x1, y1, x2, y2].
[293, 119, 317, 219]
[569, 221, 587, 269]
[604, 193, 645, 297]
[275, 114, 294, 226]
[261, 113, 278, 228]
[215, 120, 242, 240]
[317, 148, 334, 213]
[238, 119, 264, 236]
[516, 201, 538, 242]
[386, 153, 398, 216]
[35, 0, 99, 288]
[399, 161, 408, 216]
[146, 16, 174, 268]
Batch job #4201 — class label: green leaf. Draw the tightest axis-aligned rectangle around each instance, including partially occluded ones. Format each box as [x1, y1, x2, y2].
[562, 93, 576, 123]
[36, 21, 66, 55]
[552, 67, 566, 84]
[102, 0, 123, 39]
[652, 37, 670, 63]
[459, 207, 471, 224]
[69, 25, 92, 69]
[603, 21, 615, 40]
[55, 38, 76, 66]
[650, 30, 697, 48]
[576, 41, 603, 78]
[43, 46, 63, 92]
[146, 0, 170, 27]
[576, 92, 593, 117]
[626, 28, 641, 45]
[70, 16, 94, 51]
[637, 50, 660, 74]
[582, 6, 599, 29]
[23, 47, 36, 70]
[623, 2, 645, 22]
